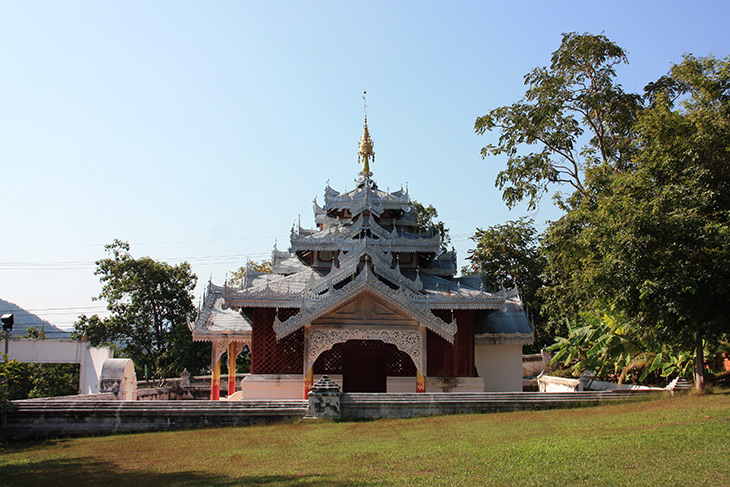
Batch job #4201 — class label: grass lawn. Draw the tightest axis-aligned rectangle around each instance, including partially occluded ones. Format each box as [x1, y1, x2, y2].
[1, 391, 728, 486]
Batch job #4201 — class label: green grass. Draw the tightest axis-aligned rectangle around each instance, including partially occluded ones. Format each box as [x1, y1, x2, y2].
[1, 392, 729, 486]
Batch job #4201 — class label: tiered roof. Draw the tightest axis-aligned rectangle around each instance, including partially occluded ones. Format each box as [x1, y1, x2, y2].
[193, 117, 533, 346]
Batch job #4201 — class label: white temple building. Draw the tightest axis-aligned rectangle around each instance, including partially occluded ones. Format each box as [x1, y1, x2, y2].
[193, 116, 533, 399]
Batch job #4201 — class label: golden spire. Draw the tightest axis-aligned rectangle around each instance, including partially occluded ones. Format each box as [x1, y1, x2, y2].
[358, 91, 374, 176]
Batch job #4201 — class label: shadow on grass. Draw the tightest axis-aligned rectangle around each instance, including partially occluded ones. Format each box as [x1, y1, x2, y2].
[0, 457, 366, 487]
[0, 437, 77, 454]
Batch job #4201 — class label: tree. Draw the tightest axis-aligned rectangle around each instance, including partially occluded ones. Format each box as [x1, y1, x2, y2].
[578, 54, 730, 390]
[228, 260, 272, 286]
[1, 356, 24, 441]
[538, 203, 596, 336]
[475, 32, 641, 210]
[477, 33, 729, 390]
[74, 240, 206, 380]
[465, 217, 543, 291]
[465, 218, 547, 348]
[410, 200, 451, 251]
[0, 357, 23, 404]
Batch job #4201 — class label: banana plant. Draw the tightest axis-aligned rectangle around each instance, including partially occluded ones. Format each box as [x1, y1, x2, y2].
[548, 310, 700, 385]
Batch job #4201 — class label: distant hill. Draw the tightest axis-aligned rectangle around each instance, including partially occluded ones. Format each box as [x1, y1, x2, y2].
[0, 298, 72, 339]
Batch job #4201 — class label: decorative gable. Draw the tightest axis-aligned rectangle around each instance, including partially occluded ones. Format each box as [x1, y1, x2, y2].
[313, 291, 417, 327]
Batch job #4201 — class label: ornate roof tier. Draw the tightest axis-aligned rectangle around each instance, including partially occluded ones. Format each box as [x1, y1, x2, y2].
[322, 181, 410, 217]
[192, 283, 252, 342]
[191, 115, 534, 347]
[291, 217, 441, 253]
[220, 259, 508, 313]
[271, 249, 310, 275]
[272, 263, 458, 342]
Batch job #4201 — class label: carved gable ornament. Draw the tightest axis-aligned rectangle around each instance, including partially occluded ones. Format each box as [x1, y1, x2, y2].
[273, 268, 458, 343]
[312, 291, 417, 327]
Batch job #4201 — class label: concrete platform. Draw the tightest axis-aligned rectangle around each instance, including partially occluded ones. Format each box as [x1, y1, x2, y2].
[4, 390, 666, 441]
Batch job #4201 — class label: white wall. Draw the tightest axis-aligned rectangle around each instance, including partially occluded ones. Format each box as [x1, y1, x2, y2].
[474, 344, 523, 392]
[241, 374, 303, 399]
[7, 339, 114, 394]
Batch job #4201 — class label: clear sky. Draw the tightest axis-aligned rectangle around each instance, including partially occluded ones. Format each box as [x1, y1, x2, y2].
[1, 1, 729, 329]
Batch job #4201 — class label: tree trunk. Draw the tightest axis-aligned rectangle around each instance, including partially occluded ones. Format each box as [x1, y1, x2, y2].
[694, 332, 705, 392]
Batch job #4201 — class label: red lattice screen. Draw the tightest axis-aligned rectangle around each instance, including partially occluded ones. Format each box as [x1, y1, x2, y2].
[387, 347, 417, 376]
[251, 308, 303, 374]
[312, 340, 416, 376]
[313, 345, 342, 374]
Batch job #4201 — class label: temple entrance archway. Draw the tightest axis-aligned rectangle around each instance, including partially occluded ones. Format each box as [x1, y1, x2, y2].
[312, 339, 417, 392]
[302, 291, 429, 396]
[306, 332, 423, 394]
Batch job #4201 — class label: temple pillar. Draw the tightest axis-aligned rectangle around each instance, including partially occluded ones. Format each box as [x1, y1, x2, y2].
[304, 367, 314, 399]
[416, 369, 426, 393]
[303, 326, 313, 398]
[227, 342, 237, 397]
[210, 340, 227, 401]
[211, 358, 221, 400]
[417, 327, 427, 393]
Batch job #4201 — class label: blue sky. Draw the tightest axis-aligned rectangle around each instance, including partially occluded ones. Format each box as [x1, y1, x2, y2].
[2, 1, 729, 329]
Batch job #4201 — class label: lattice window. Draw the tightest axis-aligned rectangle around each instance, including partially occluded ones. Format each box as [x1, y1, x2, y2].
[313, 344, 343, 374]
[251, 308, 303, 374]
[388, 347, 416, 376]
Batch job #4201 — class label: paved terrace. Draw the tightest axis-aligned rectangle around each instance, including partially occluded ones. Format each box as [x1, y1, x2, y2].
[5, 390, 666, 441]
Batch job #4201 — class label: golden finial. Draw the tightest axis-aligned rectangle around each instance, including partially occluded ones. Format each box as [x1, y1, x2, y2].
[358, 91, 374, 176]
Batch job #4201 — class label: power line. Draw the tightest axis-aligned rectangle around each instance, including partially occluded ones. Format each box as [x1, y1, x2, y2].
[0, 251, 274, 271]
[0, 234, 291, 248]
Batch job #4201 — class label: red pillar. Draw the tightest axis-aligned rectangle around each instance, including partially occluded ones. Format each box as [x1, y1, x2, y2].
[227, 342, 237, 397]
[416, 369, 426, 393]
[304, 367, 314, 399]
[211, 357, 221, 400]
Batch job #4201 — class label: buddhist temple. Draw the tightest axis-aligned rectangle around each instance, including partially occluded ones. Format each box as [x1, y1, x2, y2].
[192, 115, 533, 400]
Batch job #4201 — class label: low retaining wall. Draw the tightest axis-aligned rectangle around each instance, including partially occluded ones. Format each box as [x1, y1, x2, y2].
[337, 391, 664, 419]
[5, 399, 307, 441]
[6, 390, 667, 441]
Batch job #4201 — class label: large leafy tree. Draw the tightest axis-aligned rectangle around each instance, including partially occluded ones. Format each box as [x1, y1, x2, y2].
[75, 240, 207, 380]
[473, 32, 643, 342]
[580, 54, 730, 390]
[465, 217, 543, 292]
[475, 32, 641, 210]
[465, 218, 548, 348]
[477, 33, 729, 389]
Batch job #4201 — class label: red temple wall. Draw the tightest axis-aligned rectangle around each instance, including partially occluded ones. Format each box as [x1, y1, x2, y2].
[250, 307, 303, 374]
[249, 307, 475, 377]
[427, 309, 475, 377]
